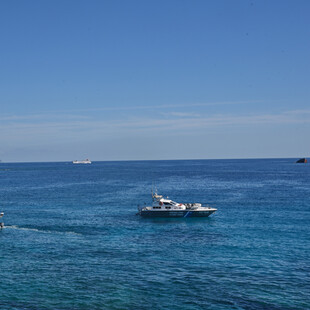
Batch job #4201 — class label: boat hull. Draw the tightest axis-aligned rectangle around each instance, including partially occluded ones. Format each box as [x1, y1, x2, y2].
[73, 161, 91, 164]
[139, 210, 216, 218]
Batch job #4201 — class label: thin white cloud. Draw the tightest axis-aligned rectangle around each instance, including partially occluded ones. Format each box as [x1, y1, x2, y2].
[1, 99, 261, 118]
[0, 114, 91, 122]
[87, 100, 260, 111]
[164, 112, 201, 118]
[283, 109, 310, 115]
[117, 110, 310, 132]
[1, 109, 310, 142]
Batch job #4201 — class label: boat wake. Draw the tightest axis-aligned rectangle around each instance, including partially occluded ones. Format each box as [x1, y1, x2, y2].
[3, 225, 82, 236]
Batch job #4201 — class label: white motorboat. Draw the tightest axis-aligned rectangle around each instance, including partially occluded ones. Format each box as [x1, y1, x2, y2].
[72, 159, 92, 164]
[137, 192, 217, 218]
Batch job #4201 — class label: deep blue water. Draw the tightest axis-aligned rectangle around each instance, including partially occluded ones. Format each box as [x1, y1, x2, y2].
[0, 159, 309, 310]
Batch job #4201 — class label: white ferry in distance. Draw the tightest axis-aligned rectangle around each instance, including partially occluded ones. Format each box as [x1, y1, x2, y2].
[137, 191, 217, 218]
[72, 159, 91, 164]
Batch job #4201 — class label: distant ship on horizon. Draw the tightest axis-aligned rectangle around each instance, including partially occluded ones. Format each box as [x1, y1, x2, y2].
[72, 159, 92, 164]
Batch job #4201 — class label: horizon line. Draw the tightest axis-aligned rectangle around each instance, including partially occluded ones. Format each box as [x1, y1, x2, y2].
[0, 156, 307, 164]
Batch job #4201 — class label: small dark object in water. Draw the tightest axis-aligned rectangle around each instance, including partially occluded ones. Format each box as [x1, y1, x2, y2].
[296, 158, 307, 163]
[0, 212, 4, 229]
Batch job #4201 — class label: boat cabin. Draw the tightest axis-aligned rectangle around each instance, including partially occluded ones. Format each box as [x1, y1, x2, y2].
[152, 198, 185, 210]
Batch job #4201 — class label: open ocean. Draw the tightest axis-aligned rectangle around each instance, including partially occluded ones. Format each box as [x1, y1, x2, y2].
[0, 159, 309, 310]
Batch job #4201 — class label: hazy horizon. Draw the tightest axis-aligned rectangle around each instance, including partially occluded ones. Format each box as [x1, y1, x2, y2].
[1, 156, 307, 164]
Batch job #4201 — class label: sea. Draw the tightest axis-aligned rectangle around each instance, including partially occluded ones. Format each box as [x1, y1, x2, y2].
[0, 159, 309, 310]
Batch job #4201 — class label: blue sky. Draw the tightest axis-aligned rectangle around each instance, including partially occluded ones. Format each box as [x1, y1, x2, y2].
[1, 0, 309, 162]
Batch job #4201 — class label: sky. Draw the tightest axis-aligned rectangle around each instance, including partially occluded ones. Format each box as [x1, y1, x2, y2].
[0, 0, 309, 162]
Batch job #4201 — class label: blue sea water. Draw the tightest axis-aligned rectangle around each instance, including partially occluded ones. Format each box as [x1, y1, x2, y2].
[0, 159, 309, 310]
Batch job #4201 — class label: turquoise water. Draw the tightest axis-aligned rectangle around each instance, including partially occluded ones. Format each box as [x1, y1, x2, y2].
[0, 159, 309, 309]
